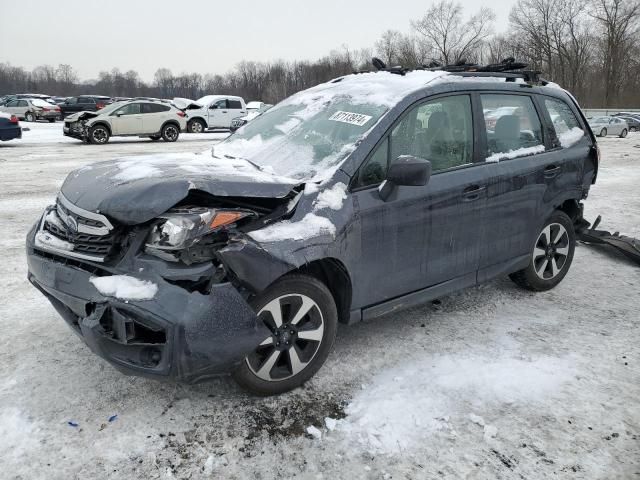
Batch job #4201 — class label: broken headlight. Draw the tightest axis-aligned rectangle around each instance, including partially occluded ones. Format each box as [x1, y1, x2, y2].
[145, 206, 253, 252]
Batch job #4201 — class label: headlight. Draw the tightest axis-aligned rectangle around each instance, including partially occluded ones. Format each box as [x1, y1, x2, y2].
[145, 206, 253, 251]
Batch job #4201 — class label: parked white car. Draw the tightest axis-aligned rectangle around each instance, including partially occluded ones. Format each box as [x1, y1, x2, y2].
[229, 101, 272, 132]
[587, 116, 628, 138]
[63, 99, 187, 144]
[0, 98, 60, 122]
[178, 95, 247, 133]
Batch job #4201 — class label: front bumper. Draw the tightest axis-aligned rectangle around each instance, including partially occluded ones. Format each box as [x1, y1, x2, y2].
[26, 219, 269, 383]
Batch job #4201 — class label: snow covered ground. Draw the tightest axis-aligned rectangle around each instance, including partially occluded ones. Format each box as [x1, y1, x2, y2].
[0, 123, 638, 479]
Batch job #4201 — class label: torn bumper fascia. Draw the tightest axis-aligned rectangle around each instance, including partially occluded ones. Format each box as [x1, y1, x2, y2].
[26, 222, 270, 384]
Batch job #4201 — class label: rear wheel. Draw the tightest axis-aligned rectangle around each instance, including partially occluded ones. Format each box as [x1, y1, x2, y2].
[187, 119, 205, 134]
[630, 126, 637, 132]
[48, 118, 56, 123]
[25, 112, 35, 122]
[599, 128, 607, 137]
[161, 123, 179, 142]
[509, 211, 575, 291]
[89, 124, 110, 144]
[149, 135, 161, 141]
[619, 128, 628, 138]
[233, 275, 337, 395]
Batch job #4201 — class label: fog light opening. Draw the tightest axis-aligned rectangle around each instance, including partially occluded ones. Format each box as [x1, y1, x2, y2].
[140, 347, 162, 367]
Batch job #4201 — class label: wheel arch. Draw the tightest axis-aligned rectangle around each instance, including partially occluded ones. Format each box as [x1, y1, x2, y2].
[291, 258, 352, 324]
[161, 119, 181, 131]
[188, 116, 208, 128]
[90, 121, 112, 135]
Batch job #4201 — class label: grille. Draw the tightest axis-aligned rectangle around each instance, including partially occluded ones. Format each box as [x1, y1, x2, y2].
[37, 197, 120, 260]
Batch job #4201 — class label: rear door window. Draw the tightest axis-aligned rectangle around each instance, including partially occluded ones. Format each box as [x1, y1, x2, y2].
[480, 94, 544, 161]
[228, 100, 243, 109]
[142, 103, 170, 114]
[542, 97, 584, 149]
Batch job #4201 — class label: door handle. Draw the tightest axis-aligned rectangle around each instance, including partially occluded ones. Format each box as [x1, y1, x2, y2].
[544, 165, 561, 178]
[462, 185, 486, 201]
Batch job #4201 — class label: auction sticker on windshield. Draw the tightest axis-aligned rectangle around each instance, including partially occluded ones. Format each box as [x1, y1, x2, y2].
[328, 111, 372, 126]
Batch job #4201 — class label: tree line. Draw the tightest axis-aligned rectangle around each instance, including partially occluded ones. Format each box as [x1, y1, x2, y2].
[1, 0, 639, 108]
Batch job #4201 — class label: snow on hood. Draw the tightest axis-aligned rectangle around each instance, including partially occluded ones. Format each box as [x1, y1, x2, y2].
[64, 110, 99, 121]
[61, 152, 301, 225]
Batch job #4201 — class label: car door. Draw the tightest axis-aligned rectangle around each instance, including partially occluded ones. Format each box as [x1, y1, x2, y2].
[3, 100, 20, 117]
[208, 99, 229, 128]
[16, 100, 29, 118]
[110, 103, 143, 135]
[477, 92, 583, 280]
[351, 94, 486, 308]
[226, 99, 247, 127]
[610, 117, 623, 135]
[140, 103, 169, 133]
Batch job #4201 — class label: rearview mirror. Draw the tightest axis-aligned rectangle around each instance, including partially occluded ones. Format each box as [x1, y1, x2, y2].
[379, 155, 431, 201]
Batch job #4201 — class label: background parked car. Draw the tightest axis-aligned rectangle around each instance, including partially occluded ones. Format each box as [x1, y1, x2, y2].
[0, 111, 22, 141]
[616, 116, 640, 132]
[229, 101, 272, 132]
[60, 95, 112, 118]
[63, 99, 187, 144]
[0, 98, 60, 122]
[181, 95, 247, 133]
[587, 116, 628, 137]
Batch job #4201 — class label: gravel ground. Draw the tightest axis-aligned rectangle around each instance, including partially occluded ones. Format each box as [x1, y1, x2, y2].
[0, 122, 638, 480]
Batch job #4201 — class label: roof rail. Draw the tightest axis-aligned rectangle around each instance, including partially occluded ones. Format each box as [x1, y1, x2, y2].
[360, 57, 548, 85]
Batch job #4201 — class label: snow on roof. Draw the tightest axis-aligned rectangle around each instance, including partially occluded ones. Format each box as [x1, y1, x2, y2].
[196, 95, 243, 106]
[31, 99, 53, 107]
[0, 111, 11, 119]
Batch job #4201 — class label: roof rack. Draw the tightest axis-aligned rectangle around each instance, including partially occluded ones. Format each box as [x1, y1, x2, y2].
[359, 57, 548, 85]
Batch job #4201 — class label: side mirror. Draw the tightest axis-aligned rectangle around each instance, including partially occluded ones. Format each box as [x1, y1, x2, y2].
[116, 113, 122, 117]
[379, 155, 431, 201]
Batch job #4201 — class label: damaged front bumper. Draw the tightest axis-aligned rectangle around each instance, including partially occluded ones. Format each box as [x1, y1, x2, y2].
[26, 219, 270, 384]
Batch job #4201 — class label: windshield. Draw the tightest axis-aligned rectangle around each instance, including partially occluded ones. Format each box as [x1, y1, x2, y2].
[215, 94, 387, 181]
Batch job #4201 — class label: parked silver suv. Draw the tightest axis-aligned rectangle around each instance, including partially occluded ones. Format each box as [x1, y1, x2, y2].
[63, 99, 187, 144]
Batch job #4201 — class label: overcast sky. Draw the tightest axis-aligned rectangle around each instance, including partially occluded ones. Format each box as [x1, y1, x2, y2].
[0, 0, 517, 82]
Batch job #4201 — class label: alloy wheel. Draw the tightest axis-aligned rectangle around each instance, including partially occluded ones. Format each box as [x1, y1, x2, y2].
[246, 294, 324, 382]
[533, 223, 570, 280]
[92, 127, 108, 143]
[189, 121, 203, 133]
[164, 126, 178, 141]
[25, 112, 34, 122]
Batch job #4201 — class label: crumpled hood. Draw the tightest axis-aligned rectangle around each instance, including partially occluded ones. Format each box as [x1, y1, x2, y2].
[60, 152, 300, 225]
[65, 110, 99, 121]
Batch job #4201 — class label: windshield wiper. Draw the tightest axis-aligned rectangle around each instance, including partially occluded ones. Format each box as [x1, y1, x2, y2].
[223, 154, 266, 172]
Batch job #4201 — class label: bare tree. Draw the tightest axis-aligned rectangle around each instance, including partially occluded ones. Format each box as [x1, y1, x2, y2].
[375, 30, 403, 65]
[590, 0, 640, 106]
[412, 1, 496, 64]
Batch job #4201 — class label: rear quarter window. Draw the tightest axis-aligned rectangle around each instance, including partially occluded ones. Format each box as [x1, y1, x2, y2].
[543, 97, 584, 149]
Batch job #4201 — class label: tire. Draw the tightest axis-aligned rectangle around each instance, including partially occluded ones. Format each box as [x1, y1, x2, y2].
[232, 274, 338, 395]
[599, 128, 607, 137]
[630, 127, 637, 132]
[161, 123, 179, 142]
[88, 124, 110, 144]
[619, 128, 628, 138]
[25, 112, 35, 122]
[509, 211, 576, 292]
[48, 118, 56, 123]
[149, 135, 161, 141]
[187, 119, 205, 134]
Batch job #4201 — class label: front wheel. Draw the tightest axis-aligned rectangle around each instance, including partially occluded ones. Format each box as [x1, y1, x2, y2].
[599, 128, 607, 137]
[509, 211, 575, 291]
[25, 112, 35, 122]
[149, 135, 161, 141]
[619, 128, 628, 138]
[187, 119, 205, 134]
[161, 123, 179, 142]
[48, 118, 56, 123]
[89, 124, 110, 144]
[233, 275, 338, 395]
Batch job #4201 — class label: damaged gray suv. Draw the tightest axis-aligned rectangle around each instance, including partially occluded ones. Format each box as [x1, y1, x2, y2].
[27, 62, 599, 395]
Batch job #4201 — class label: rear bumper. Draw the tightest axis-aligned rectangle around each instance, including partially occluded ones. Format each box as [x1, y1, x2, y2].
[0, 125, 21, 141]
[26, 221, 268, 383]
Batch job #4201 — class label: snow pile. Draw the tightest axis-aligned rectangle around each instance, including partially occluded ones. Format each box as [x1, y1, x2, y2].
[0, 408, 40, 465]
[558, 127, 584, 148]
[486, 144, 546, 163]
[35, 230, 73, 251]
[249, 213, 336, 242]
[0, 111, 11, 119]
[306, 425, 322, 440]
[337, 354, 575, 453]
[314, 182, 347, 210]
[90, 275, 158, 300]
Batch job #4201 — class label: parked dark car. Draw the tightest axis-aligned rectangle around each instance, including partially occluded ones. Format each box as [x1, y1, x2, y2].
[60, 95, 112, 118]
[0, 112, 22, 141]
[26, 63, 598, 395]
